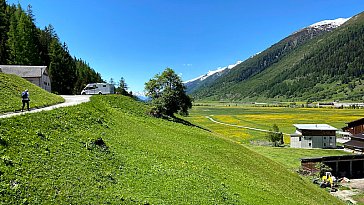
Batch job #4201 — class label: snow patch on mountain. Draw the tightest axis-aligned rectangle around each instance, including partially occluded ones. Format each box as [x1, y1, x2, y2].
[308, 17, 350, 29]
[292, 17, 351, 35]
[184, 61, 242, 83]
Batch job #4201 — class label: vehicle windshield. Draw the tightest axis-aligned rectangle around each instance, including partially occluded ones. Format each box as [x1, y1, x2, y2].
[85, 86, 95, 90]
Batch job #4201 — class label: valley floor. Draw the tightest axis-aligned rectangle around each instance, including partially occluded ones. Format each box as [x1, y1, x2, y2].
[187, 103, 364, 203]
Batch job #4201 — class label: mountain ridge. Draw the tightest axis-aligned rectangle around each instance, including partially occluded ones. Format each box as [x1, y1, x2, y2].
[185, 17, 350, 91]
[186, 14, 364, 101]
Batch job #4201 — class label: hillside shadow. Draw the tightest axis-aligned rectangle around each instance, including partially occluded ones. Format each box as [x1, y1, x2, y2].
[169, 117, 211, 132]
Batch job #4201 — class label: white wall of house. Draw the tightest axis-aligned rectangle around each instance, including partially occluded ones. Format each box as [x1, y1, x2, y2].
[290, 136, 302, 148]
[24, 76, 51, 92]
[290, 135, 336, 148]
[41, 74, 51, 92]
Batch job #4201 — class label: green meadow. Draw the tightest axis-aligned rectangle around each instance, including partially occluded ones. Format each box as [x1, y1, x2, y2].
[188, 104, 364, 142]
[0, 96, 343, 204]
[186, 104, 358, 170]
[0, 73, 64, 113]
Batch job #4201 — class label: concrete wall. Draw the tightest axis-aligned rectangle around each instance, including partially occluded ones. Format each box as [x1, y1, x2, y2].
[24, 76, 51, 92]
[25, 77, 41, 87]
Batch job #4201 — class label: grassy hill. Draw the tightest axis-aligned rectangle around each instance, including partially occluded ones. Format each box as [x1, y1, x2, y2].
[0, 95, 343, 204]
[0, 73, 64, 113]
[191, 11, 364, 102]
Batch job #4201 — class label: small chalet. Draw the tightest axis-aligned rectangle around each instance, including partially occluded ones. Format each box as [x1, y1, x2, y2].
[343, 118, 364, 152]
[0, 65, 51, 92]
[290, 124, 337, 149]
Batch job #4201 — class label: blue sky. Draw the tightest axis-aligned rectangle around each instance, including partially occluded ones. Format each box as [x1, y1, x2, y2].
[8, 0, 364, 92]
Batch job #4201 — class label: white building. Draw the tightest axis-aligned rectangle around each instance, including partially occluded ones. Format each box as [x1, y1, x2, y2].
[290, 124, 337, 149]
[0, 65, 51, 92]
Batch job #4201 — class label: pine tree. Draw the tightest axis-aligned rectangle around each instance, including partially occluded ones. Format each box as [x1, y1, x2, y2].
[116, 77, 128, 95]
[49, 39, 76, 94]
[73, 58, 103, 94]
[0, 0, 8, 64]
[6, 4, 20, 64]
[38, 24, 57, 66]
[6, 4, 40, 65]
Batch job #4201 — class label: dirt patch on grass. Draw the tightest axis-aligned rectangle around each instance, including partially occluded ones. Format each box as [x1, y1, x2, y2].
[332, 179, 364, 203]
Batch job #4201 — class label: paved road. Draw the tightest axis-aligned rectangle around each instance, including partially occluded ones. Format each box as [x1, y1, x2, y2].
[205, 116, 290, 136]
[0, 95, 91, 119]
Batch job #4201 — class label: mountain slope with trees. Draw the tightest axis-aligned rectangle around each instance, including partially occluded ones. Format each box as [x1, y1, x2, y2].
[189, 12, 364, 102]
[0, 1, 102, 94]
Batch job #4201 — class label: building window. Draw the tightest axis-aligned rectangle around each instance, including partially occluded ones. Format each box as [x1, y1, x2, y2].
[330, 137, 332, 139]
[309, 143, 311, 147]
[299, 137, 301, 141]
[324, 143, 326, 147]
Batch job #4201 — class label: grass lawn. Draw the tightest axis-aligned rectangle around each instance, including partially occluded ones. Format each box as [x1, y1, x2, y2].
[248, 146, 348, 171]
[0, 95, 344, 204]
[0, 73, 64, 113]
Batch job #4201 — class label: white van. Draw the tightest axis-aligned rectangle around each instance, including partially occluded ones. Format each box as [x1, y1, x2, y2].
[81, 83, 115, 95]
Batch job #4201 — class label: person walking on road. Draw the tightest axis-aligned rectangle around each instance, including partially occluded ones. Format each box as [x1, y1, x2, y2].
[21, 89, 30, 111]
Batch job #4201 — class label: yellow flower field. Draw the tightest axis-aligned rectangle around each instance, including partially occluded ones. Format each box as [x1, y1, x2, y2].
[187, 104, 364, 144]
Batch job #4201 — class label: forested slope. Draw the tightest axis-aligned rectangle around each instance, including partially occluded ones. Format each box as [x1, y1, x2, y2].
[191, 11, 364, 102]
[0, 95, 343, 204]
[0, 1, 102, 94]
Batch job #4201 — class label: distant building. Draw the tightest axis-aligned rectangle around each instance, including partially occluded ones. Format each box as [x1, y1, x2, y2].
[0, 65, 51, 92]
[342, 118, 364, 135]
[342, 118, 364, 152]
[290, 124, 337, 148]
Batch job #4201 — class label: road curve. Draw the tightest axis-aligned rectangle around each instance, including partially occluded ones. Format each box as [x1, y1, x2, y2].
[0, 95, 91, 119]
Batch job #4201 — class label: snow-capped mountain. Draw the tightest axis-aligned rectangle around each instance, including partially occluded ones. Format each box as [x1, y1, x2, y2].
[308, 17, 350, 30]
[184, 61, 242, 94]
[185, 17, 350, 95]
[184, 61, 242, 84]
[133, 91, 150, 101]
[292, 17, 351, 35]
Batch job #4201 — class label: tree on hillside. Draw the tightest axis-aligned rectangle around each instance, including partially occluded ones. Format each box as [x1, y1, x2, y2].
[116, 77, 128, 95]
[38, 24, 57, 66]
[49, 39, 76, 94]
[6, 4, 40, 65]
[1, 1, 104, 94]
[0, 0, 8, 64]
[145, 68, 192, 117]
[266, 124, 283, 147]
[73, 58, 103, 94]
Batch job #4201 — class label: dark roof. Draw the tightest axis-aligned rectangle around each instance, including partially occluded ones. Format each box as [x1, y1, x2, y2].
[0, 65, 47, 78]
[346, 118, 364, 128]
[344, 139, 364, 150]
[301, 154, 364, 163]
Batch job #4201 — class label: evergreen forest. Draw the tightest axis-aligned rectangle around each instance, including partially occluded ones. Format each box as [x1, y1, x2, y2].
[0, 1, 103, 94]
